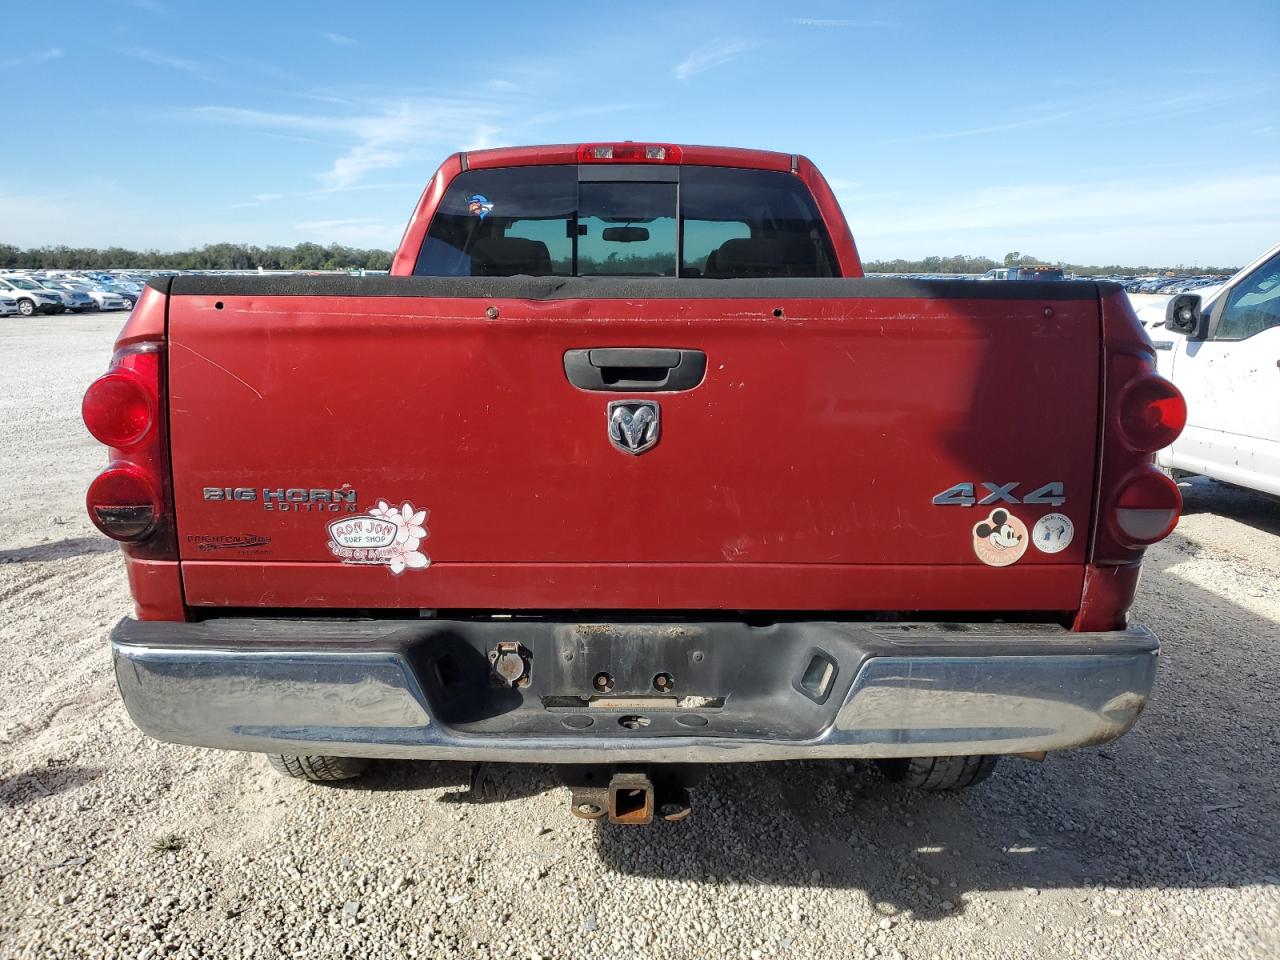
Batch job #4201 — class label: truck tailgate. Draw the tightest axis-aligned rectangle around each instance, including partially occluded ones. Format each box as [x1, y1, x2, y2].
[165, 277, 1099, 612]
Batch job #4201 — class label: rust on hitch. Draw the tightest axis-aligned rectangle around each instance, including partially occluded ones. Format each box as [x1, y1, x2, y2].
[563, 765, 695, 825]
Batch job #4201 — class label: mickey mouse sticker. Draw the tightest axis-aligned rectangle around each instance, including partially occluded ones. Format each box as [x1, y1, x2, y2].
[972, 508, 1028, 567]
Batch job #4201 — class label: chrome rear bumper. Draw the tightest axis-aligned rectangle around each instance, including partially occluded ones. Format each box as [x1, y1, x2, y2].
[112, 618, 1158, 763]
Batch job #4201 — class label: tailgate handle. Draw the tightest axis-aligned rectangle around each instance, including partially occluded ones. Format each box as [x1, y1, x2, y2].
[563, 348, 707, 392]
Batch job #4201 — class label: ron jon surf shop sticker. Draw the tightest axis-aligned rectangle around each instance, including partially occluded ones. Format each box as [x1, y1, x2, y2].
[327, 500, 430, 575]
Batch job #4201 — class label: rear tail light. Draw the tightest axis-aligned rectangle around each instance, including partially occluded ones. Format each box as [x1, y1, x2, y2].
[86, 463, 160, 541]
[1111, 466, 1183, 546]
[1086, 290, 1188, 569]
[83, 344, 176, 559]
[577, 143, 682, 163]
[82, 369, 154, 449]
[1118, 375, 1186, 453]
[1064, 289, 1187, 631]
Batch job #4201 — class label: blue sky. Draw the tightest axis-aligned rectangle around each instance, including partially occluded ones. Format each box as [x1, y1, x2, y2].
[1, 0, 1277, 266]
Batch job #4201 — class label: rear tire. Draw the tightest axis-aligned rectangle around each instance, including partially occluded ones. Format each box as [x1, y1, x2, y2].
[876, 755, 999, 791]
[265, 753, 368, 782]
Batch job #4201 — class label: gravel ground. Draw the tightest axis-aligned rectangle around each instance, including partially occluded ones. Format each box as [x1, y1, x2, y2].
[1, 315, 1277, 960]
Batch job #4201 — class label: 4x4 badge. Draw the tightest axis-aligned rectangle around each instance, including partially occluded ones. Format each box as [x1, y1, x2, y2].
[931, 481, 1065, 507]
[607, 400, 660, 455]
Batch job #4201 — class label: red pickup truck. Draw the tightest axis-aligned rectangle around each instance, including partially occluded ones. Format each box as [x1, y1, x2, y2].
[87, 142, 1186, 824]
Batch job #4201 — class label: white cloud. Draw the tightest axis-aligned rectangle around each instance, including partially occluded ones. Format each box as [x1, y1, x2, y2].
[321, 31, 359, 48]
[189, 98, 505, 191]
[229, 182, 420, 209]
[673, 39, 756, 82]
[872, 111, 1080, 146]
[319, 145, 406, 190]
[823, 177, 862, 192]
[841, 171, 1280, 266]
[306, 181, 420, 196]
[0, 183, 407, 250]
[1, 48, 63, 69]
[786, 18, 899, 27]
[227, 191, 288, 209]
[874, 89, 1246, 148]
[0, 185, 157, 248]
[295, 217, 382, 230]
[120, 47, 212, 79]
[513, 102, 646, 129]
[295, 217, 395, 245]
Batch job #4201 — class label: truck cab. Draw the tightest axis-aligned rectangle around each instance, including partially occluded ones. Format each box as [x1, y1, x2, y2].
[1008, 265, 1066, 281]
[1157, 242, 1280, 496]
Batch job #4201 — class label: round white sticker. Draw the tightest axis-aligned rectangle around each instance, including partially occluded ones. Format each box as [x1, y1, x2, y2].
[1032, 513, 1074, 554]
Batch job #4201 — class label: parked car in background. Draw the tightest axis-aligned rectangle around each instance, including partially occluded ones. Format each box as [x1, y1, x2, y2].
[0, 276, 66, 315]
[35, 279, 96, 312]
[982, 265, 1065, 281]
[99, 282, 139, 309]
[0, 294, 19, 317]
[66, 277, 140, 308]
[82, 286, 132, 311]
[1156, 241, 1280, 496]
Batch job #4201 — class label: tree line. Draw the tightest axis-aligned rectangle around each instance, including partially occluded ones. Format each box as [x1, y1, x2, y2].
[863, 252, 1238, 276]
[0, 242, 1238, 276]
[0, 242, 393, 272]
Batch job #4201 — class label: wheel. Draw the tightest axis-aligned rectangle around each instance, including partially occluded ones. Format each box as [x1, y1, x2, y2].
[121, 297, 135, 310]
[265, 753, 368, 782]
[876, 755, 999, 791]
[17, 299, 35, 317]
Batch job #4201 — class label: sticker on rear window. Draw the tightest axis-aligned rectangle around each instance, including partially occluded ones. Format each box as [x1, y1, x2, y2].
[1031, 513, 1073, 554]
[972, 509, 1027, 567]
[466, 194, 494, 219]
[327, 499, 430, 574]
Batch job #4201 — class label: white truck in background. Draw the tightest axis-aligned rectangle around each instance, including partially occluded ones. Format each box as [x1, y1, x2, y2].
[1154, 242, 1280, 497]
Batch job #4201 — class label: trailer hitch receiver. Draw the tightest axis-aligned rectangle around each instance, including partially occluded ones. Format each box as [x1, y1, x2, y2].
[563, 765, 696, 825]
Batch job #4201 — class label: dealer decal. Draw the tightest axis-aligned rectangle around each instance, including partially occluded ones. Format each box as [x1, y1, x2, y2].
[1032, 512, 1074, 554]
[327, 500, 430, 575]
[188, 534, 272, 553]
[972, 509, 1028, 567]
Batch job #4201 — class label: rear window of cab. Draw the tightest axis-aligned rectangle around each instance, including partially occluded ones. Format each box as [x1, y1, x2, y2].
[413, 164, 837, 279]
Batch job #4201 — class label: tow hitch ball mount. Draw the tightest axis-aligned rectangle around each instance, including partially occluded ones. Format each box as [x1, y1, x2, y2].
[561, 765, 700, 825]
